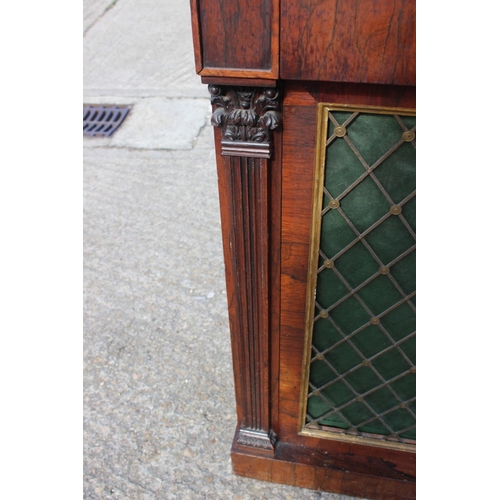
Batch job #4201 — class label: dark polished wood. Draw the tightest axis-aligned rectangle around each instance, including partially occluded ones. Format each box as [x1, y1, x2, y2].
[210, 82, 416, 499]
[201, 76, 277, 88]
[286, 81, 416, 109]
[210, 85, 283, 455]
[190, 0, 279, 80]
[276, 82, 416, 498]
[232, 442, 416, 500]
[280, 0, 416, 85]
[226, 152, 274, 453]
[190, 1, 416, 497]
[189, 0, 203, 74]
[191, 0, 415, 84]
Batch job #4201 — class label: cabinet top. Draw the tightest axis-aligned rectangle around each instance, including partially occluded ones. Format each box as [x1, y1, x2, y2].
[190, 0, 415, 86]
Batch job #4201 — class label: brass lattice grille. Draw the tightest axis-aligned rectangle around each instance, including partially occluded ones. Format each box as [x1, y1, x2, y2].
[301, 105, 416, 449]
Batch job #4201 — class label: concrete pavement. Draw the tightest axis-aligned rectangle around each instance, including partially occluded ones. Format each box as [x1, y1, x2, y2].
[83, 1, 360, 498]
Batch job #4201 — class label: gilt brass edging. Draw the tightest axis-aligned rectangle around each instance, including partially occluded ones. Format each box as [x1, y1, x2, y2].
[321, 103, 416, 117]
[299, 427, 416, 453]
[298, 102, 416, 453]
[298, 103, 330, 433]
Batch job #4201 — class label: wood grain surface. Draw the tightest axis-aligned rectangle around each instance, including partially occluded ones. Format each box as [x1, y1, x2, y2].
[192, 0, 417, 493]
[272, 82, 416, 498]
[189, 0, 203, 73]
[280, 0, 416, 85]
[191, 0, 279, 79]
[232, 442, 417, 499]
[210, 82, 416, 498]
[210, 85, 284, 455]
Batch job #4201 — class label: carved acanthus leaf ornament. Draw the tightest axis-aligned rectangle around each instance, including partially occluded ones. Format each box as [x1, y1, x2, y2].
[209, 85, 281, 144]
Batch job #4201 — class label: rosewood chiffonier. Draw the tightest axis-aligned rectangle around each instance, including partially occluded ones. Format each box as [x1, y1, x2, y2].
[189, 2, 416, 498]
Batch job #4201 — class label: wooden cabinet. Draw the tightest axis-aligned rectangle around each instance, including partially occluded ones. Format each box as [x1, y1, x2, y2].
[190, 2, 416, 498]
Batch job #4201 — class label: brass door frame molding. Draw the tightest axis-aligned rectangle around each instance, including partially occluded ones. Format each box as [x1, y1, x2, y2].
[299, 103, 416, 453]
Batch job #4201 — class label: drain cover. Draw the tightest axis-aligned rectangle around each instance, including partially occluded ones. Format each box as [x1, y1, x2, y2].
[83, 105, 130, 137]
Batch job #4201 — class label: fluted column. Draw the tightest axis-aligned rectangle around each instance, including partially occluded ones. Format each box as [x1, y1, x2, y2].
[209, 85, 281, 453]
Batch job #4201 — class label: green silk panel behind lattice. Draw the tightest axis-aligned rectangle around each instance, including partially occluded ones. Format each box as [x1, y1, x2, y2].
[305, 110, 416, 442]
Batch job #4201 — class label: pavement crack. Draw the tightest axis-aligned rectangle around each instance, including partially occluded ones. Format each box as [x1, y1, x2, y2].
[84, 0, 120, 37]
[190, 122, 210, 150]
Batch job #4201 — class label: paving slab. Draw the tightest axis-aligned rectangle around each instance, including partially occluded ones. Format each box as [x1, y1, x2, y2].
[83, 97, 211, 150]
[83, 0, 205, 99]
[83, 0, 365, 497]
[84, 0, 117, 34]
[83, 135, 354, 499]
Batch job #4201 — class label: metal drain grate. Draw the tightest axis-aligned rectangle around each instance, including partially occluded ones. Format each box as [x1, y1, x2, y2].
[83, 105, 130, 137]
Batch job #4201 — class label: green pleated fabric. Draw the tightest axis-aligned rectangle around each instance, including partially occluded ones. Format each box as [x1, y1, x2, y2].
[306, 109, 416, 442]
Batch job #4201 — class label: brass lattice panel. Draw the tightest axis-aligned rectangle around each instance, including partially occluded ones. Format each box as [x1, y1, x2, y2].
[300, 104, 416, 451]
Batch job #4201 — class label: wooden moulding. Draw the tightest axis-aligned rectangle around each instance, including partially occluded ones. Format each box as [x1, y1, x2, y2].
[201, 76, 278, 88]
[232, 441, 416, 500]
[225, 150, 274, 454]
[188, 0, 203, 74]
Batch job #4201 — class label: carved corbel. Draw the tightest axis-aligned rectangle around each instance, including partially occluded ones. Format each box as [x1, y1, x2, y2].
[209, 85, 281, 158]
